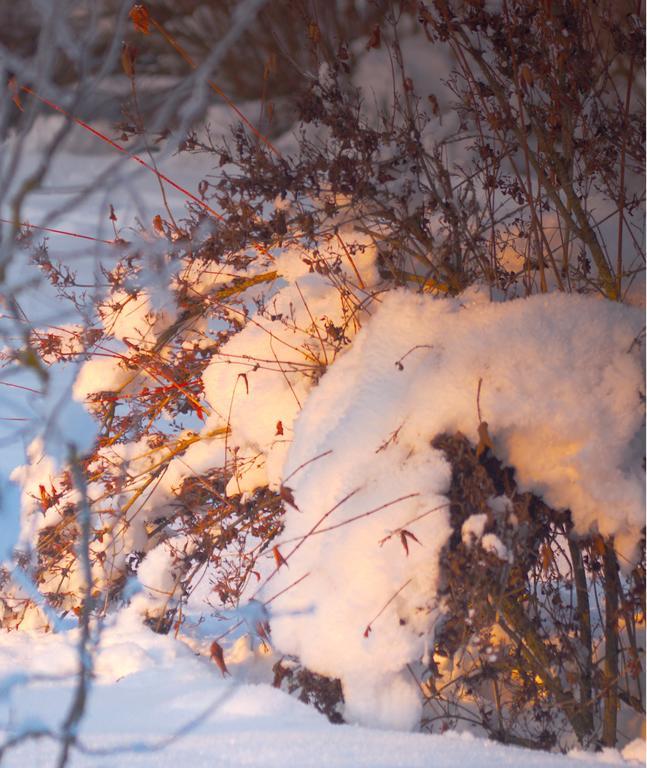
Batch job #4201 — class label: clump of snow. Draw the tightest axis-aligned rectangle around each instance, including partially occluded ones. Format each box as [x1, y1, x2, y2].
[137, 541, 180, 599]
[265, 290, 644, 730]
[72, 289, 176, 401]
[461, 513, 487, 545]
[94, 641, 154, 682]
[621, 739, 646, 764]
[9, 438, 60, 545]
[487, 495, 513, 515]
[480, 533, 511, 563]
[201, 230, 379, 497]
[72, 354, 135, 400]
[98, 290, 159, 345]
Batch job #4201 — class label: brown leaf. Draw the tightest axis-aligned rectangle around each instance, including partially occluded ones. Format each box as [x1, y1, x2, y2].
[238, 372, 249, 395]
[520, 64, 534, 89]
[592, 535, 606, 557]
[8, 77, 23, 111]
[363, 625, 372, 638]
[279, 484, 299, 510]
[263, 53, 277, 81]
[38, 484, 50, 512]
[121, 43, 137, 78]
[210, 640, 230, 677]
[272, 545, 288, 569]
[476, 421, 494, 459]
[427, 94, 439, 116]
[307, 21, 320, 44]
[400, 529, 422, 556]
[192, 401, 206, 422]
[129, 4, 150, 35]
[256, 620, 270, 639]
[275, 420, 284, 436]
[541, 543, 553, 575]
[109, 205, 117, 222]
[366, 24, 381, 50]
[152, 214, 165, 237]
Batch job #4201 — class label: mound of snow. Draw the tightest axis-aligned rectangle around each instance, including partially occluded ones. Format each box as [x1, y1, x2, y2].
[266, 290, 644, 730]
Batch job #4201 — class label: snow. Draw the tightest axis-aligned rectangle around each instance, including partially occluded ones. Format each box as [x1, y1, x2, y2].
[9, 437, 60, 543]
[480, 533, 511, 563]
[200, 230, 379, 498]
[0, 31, 644, 766]
[8, 266, 645, 738]
[265, 289, 644, 730]
[461, 513, 487, 545]
[0, 623, 642, 768]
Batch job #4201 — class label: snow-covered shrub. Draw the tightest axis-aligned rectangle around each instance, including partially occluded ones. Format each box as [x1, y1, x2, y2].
[3, 0, 644, 755]
[264, 290, 645, 746]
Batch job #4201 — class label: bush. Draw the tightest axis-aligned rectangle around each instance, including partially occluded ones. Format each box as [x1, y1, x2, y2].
[2, 0, 644, 753]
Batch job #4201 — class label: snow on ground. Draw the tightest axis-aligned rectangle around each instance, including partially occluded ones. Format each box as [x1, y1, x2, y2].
[0, 618, 643, 768]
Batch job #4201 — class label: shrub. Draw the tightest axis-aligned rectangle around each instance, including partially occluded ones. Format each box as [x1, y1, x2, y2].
[2, 0, 644, 753]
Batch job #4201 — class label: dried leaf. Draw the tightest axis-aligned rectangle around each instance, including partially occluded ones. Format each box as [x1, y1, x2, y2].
[275, 420, 284, 436]
[256, 620, 271, 642]
[399, 529, 422, 556]
[8, 77, 23, 111]
[520, 64, 534, 88]
[307, 21, 320, 44]
[279, 484, 299, 510]
[592, 535, 606, 557]
[476, 421, 494, 459]
[109, 205, 117, 222]
[366, 24, 381, 50]
[363, 625, 372, 638]
[192, 401, 206, 422]
[541, 543, 553, 574]
[121, 43, 137, 78]
[38, 484, 50, 511]
[210, 640, 230, 677]
[152, 214, 165, 237]
[272, 546, 288, 569]
[263, 53, 277, 81]
[129, 4, 150, 34]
